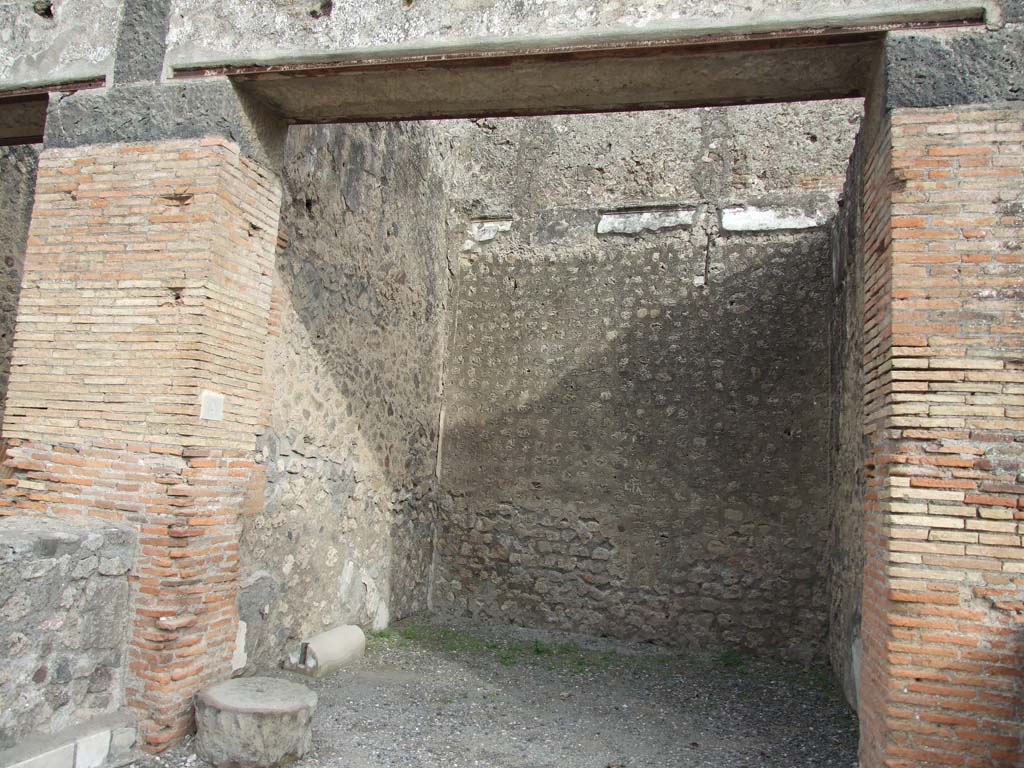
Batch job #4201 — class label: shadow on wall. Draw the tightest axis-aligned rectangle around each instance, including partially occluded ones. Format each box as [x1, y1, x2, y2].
[237, 122, 450, 668]
[826, 133, 868, 711]
[437, 222, 835, 660]
[0, 145, 40, 437]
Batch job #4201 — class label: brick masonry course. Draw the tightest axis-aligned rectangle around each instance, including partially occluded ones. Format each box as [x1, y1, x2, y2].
[857, 103, 1024, 768]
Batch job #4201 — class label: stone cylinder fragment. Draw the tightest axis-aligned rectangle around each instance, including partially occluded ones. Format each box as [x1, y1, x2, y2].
[284, 625, 366, 679]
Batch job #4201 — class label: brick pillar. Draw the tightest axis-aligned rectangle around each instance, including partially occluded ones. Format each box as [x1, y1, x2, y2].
[859, 104, 1024, 767]
[0, 139, 280, 749]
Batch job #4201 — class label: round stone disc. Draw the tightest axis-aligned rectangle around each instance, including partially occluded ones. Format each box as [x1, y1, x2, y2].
[197, 677, 317, 716]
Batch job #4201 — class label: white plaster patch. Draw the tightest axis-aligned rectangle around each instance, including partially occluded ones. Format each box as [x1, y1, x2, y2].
[362, 573, 380, 617]
[720, 205, 826, 232]
[372, 600, 390, 632]
[597, 207, 694, 235]
[339, 560, 356, 593]
[199, 390, 225, 421]
[231, 619, 248, 672]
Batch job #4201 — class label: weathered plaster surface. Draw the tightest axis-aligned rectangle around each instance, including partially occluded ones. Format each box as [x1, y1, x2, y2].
[0, 145, 38, 436]
[239, 122, 449, 666]
[163, 0, 1007, 70]
[0, 0, 119, 87]
[2, 0, 1019, 95]
[435, 103, 862, 659]
[0, 517, 135, 749]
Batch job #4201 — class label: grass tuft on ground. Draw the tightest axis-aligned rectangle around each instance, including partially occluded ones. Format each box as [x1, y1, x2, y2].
[365, 621, 845, 690]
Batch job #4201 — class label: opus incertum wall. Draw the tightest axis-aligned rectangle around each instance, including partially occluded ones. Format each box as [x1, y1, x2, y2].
[0, 1, 1021, 766]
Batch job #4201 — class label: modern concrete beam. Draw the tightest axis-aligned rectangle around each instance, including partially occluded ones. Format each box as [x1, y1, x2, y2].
[227, 39, 878, 123]
[168, 4, 992, 123]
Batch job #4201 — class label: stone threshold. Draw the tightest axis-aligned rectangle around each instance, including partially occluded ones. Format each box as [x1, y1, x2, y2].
[0, 714, 137, 768]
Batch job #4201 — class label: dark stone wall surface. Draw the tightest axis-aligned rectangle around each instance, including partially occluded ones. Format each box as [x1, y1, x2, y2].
[826, 132, 867, 710]
[238, 122, 450, 667]
[0, 517, 135, 748]
[0, 145, 39, 438]
[885, 26, 1024, 109]
[435, 104, 862, 660]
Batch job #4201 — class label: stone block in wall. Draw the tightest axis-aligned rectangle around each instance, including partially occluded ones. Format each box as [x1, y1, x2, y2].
[719, 204, 827, 232]
[0, 517, 135, 749]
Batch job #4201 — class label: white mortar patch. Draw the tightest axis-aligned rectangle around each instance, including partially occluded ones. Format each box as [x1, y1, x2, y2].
[720, 205, 825, 232]
[232, 619, 248, 672]
[372, 601, 390, 632]
[199, 390, 225, 421]
[597, 207, 694, 235]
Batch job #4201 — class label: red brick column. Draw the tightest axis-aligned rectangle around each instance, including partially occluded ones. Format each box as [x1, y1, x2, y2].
[0, 139, 280, 749]
[859, 105, 1024, 767]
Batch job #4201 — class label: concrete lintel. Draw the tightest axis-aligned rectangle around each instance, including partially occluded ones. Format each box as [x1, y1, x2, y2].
[0, 80, 104, 146]
[230, 41, 877, 124]
[0, 78, 106, 100]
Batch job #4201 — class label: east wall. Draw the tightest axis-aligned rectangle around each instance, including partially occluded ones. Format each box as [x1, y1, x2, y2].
[434, 103, 863, 660]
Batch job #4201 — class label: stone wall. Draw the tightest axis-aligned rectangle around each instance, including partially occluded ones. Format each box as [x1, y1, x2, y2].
[826, 130, 867, 709]
[435, 103, 862, 658]
[0, 517, 134, 749]
[238, 122, 450, 666]
[0, 145, 38, 436]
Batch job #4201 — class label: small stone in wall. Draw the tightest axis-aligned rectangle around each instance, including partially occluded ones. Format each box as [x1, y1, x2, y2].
[97, 556, 129, 576]
[462, 218, 513, 252]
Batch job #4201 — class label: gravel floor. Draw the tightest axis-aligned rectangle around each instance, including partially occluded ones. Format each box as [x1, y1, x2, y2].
[145, 617, 859, 768]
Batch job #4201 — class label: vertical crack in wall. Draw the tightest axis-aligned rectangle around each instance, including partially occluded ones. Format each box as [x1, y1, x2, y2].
[692, 108, 735, 288]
